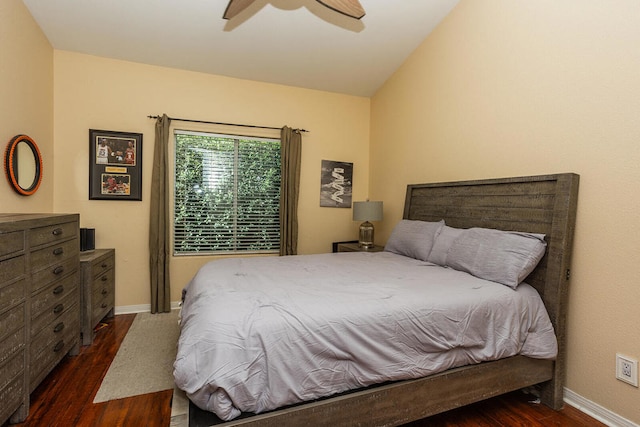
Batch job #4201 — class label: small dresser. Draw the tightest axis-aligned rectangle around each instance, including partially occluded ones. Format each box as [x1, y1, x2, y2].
[0, 213, 80, 424]
[80, 249, 115, 345]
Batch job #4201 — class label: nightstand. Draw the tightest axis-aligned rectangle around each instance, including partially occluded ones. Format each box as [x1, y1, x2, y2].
[79, 248, 115, 345]
[337, 242, 384, 253]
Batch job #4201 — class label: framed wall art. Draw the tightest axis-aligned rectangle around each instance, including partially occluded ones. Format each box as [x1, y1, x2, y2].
[320, 159, 353, 208]
[89, 129, 142, 200]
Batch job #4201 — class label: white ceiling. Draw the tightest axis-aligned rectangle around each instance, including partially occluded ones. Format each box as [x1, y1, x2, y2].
[22, 0, 459, 97]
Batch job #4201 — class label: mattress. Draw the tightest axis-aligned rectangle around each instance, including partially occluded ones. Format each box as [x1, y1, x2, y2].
[173, 251, 557, 421]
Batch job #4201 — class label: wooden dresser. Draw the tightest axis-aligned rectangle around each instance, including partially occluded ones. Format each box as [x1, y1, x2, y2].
[80, 249, 115, 345]
[0, 213, 80, 424]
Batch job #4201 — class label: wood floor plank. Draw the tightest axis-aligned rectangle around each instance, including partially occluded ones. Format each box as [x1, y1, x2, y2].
[5, 313, 606, 427]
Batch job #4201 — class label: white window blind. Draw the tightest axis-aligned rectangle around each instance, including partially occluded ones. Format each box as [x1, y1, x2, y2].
[174, 130, 281, 255]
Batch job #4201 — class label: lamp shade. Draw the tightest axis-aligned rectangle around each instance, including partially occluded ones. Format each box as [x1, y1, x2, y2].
[353, 201, 383, 222]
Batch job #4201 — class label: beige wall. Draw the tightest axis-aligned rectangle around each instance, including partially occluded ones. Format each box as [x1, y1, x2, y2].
[370, 0, 640, 423]
[52, 51, 370, 309]
[6, 0, 639, 421]
[0, 0, 53, 212]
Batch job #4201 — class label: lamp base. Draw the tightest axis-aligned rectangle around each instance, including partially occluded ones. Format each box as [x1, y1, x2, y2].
[358, 221, 375, 248]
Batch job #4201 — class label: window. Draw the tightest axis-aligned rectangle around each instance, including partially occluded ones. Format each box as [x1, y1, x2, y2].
[174, 130, 281, 255]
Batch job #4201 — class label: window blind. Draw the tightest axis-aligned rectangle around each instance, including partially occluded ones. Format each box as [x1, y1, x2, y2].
[174, 130, 281, 255]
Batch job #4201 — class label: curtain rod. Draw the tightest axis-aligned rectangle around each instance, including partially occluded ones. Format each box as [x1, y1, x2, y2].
[147, 115, 308, 133]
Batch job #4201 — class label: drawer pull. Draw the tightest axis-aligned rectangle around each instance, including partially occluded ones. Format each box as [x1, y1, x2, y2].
[101, 276, 108, 282]
[53, 285, 64, 295]
[52, 228, 64, 236]
[101, 263, 108, 268]
[54, 322, 65, 333]
[53, 304, 64, 314]
[53, 266, 64, 275]
[53, 247, 64, 256]
[101, 289, 108, 295]
[53, 340, 65, 352]
[101, 303, 108, 309]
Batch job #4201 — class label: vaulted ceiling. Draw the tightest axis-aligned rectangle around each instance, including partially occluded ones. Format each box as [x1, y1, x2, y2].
[22, 0, 459, 97]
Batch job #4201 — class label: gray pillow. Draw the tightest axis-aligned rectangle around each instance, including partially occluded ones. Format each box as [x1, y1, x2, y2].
[426, 225, 465, 265]
[446, 227, 547, 289]
[384, 220, 444, 261]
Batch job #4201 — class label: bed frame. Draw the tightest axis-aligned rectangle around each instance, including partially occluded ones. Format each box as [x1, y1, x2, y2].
[190, 173, 580, 427]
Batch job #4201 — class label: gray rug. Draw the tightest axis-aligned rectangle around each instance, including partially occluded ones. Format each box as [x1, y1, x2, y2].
[93, 310, 182, 403]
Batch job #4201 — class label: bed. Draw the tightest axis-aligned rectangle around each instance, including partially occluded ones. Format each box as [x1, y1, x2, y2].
[175, 173, 579, 426]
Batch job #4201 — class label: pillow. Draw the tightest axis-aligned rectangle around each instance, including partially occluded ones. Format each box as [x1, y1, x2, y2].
[445, 227, 547, 289]
[426, 225, 465, 266]
[384, 219, 444, 261]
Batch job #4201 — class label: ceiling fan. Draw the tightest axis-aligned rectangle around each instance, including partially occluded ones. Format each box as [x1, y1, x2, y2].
[223, 0, 366, 20]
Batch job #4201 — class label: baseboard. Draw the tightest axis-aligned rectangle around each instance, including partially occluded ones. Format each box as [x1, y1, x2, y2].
[114, 301, 182, 315]
[564, 388, 639, 427]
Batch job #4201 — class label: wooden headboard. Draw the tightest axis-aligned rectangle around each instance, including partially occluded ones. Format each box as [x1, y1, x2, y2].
[403, 173, 579, 407]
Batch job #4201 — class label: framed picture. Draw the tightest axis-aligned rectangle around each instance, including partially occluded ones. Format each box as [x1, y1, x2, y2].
[320, 160, 353, 208]
[89, 129, 142, 200]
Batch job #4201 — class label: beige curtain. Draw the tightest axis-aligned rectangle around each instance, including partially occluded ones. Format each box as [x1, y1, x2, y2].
[279, 126, 302, 255]
[149, 114, 171, 313]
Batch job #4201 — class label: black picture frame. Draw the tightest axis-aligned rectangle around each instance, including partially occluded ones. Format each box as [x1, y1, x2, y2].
[89, 129, 142, 201]
[319, 159, 353, 208]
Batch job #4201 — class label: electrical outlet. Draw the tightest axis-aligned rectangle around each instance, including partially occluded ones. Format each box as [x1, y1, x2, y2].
[616, 354, 639, 387]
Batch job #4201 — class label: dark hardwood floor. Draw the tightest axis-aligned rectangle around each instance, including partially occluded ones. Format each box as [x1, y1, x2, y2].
[8, 314, 172, 427]
[6, 314, 605, 427]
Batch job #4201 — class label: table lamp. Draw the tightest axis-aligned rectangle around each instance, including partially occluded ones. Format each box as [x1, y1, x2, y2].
[353, 201, 383, 248]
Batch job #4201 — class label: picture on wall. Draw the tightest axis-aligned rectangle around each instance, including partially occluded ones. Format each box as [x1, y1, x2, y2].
[320, 160, 353, 208]
[89, 129, 142, 200]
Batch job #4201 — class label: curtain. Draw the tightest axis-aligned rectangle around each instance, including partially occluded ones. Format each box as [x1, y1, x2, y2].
[149, 114, 171, 313]
[279, 126, 302, 256]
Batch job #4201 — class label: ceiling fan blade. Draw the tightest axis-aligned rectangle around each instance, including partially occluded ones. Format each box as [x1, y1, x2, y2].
[316, 0, 365, 19]
[223, 0, 256, 20]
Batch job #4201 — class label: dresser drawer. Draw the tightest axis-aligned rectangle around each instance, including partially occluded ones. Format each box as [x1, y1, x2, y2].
[0, 374, 24, 423]
[31, 303, 79, 357]
[29, 221, 78, 248]
[0, 326, 25, 367]
[31, 273, 78, 322]
[0, 255, 26, 287]
[0, 302, 25, 343]
[31, 257, 78, 294]
[30, 239, 79, 272]
[89, 254, 115, 280]
[0, 350, 24, 391]
[0, 278, 25, 312]
[30, 279, 78, 337]
[92, 267, 114, 294]
[30, 304, 79, 389]
[92, 284, 115, 326]
[0, 230, 24, 258]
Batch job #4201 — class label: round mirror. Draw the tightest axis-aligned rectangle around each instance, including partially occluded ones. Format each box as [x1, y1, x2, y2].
[4, 134, 43, 196]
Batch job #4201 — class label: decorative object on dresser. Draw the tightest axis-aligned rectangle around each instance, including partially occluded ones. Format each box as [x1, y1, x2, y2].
[337, 242, 384, 252]
[79, 227, 96, 252]
[0, 213, 80, 424]
[79, 249, 115, 346]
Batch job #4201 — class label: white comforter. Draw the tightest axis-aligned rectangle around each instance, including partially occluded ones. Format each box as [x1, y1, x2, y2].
[173, 252, 557, 421]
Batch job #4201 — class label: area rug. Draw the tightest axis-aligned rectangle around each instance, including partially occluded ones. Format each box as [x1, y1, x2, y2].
[93, 310, 181, 403]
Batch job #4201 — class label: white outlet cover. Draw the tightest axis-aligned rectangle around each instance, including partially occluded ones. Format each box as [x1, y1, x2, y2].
[616, 353, 639, 387]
